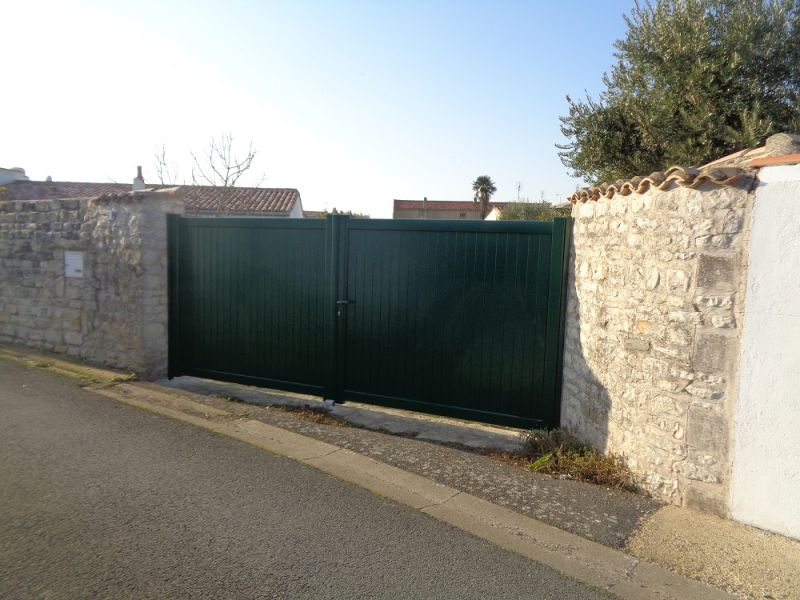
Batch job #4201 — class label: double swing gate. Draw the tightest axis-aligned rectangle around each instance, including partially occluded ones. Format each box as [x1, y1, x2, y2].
[167, 214, 571, 428]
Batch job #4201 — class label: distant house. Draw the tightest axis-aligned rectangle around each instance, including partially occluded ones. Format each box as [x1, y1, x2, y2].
[0, 167, 303, 218]
[392, 198, 507, 220]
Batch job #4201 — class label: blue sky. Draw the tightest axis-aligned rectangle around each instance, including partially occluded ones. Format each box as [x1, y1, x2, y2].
[2, 0, 633, 216]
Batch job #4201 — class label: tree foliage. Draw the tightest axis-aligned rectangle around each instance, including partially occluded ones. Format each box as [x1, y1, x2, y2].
[498, 201, 571, 221]
[558, 0, 800, 184]
[472, 175, 497, 218]
[472, 175, 497, 201]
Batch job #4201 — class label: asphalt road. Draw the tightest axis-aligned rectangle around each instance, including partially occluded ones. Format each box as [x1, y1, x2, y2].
[0, 360, 611, 599]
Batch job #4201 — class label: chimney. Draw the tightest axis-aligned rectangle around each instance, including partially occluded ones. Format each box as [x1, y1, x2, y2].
[422, 196, 427, 218]
[132, 166, 145, 191]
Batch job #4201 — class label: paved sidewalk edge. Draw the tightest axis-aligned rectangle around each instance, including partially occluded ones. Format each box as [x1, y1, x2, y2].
[0, 345, 135, 384]
[85, 380, 730, 600]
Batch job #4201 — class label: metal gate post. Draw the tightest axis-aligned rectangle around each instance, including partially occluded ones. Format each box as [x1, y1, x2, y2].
[166, 214, 181, 380]
[542, 216, 572, 428]
[324, 214, 350, 402]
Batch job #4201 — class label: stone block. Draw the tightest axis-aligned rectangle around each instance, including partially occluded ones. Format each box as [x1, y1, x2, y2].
[666, 269, 691, 292]
[708, 312, 736, 328]
[650, 394, 690, 417]
[692, 331, 733, 373]
[693, 294, 733, 310]
[696, 254, 736, 290]
[624, 337, 651, 352]
[64, 331, 83, 346]
[686, 407, 728, 457]
[721, 209, 744, 233]
[683, 482, 728, 516]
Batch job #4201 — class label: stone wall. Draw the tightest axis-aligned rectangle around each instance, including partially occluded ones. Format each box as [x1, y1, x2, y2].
[0, 189, 183, 378]
[561, 179, 754, 513]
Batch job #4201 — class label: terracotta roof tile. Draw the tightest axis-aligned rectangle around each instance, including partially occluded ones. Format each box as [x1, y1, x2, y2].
[570, 166, 746, 204]
[748, 153, 800, 168]
[181, 186, 300, 215]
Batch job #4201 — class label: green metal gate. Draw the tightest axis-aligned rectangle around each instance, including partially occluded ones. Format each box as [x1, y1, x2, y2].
[168, 215, 571, 428]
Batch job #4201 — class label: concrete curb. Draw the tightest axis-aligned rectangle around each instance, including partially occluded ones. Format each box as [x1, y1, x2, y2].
[86, 380, 731, 600]
[0, 345, 135, 384]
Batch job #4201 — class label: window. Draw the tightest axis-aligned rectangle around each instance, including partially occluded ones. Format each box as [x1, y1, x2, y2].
[459, 212, 466, 218]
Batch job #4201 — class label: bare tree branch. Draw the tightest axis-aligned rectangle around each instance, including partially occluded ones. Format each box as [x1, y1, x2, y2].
[159, 133, 262, 202]
[153, 144, 182, 185]
[188, 133, 259, 188]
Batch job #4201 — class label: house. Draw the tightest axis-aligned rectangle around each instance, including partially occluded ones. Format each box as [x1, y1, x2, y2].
[0, 167, 304, 218]
[392, 198, 507, 220]
[0, 167, 30, 184]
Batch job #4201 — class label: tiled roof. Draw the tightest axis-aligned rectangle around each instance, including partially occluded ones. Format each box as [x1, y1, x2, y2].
[182, 186, 299, 215]
[1, 180, 300, 215]
[393, 200, 508, 211]
[569, 132, 800, 204]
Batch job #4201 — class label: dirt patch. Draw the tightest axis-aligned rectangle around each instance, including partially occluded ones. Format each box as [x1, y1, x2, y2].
[628, 505, 800, 599]
[213, 396, 350, 428]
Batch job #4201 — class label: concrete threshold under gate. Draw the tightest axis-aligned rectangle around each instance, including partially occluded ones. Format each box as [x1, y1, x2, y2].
[157, 376, 526, 454]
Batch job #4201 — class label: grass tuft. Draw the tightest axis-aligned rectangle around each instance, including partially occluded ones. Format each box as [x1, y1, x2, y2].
[269, 403, 348, 427]
[520, 428, 639, 492]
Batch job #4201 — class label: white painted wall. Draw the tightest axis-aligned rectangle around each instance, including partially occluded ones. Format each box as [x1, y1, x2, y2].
[289, 195, 304, 218]
[731, 163, 800, 540]
[0, 167, 29, 184]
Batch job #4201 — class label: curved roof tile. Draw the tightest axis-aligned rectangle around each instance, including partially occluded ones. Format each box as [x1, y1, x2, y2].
[569, 166, 747, 204]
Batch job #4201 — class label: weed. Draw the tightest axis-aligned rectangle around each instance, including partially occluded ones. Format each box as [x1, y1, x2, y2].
[215, 394, 247, 404]
[269, 403, 348, 427]
[519, 428, 639, 492]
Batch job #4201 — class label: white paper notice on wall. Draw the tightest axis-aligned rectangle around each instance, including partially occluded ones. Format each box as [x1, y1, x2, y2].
[64, 251, 84, 278]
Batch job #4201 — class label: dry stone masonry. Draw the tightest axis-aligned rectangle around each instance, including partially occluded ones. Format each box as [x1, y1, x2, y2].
[0, 189, 183, 377]
[562, 179, 754, 514]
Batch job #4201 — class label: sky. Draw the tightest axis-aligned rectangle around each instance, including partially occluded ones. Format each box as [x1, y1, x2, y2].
[1, 0, 633, 217]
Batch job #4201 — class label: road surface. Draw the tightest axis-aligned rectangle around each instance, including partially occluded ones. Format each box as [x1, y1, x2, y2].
[0, 360, 610, 599]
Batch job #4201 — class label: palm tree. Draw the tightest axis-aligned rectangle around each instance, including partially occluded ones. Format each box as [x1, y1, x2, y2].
[472, 175, 497, 218]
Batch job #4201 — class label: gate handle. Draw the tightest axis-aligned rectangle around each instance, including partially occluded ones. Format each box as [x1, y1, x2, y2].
[335, 299, 355, 318]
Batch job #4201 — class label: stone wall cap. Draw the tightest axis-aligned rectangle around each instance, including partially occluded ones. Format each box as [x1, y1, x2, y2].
[570, 166, 748, 204]
[570, 131, 800, 204]
[93, 187, 183, 202]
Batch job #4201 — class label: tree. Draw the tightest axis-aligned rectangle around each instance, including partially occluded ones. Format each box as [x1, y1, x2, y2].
[498, 201, 570, 222]
[191, 132, 264, 187]
[152, 133, 264, 187]
[306, 208, 370, 219]
[472, 175, 497, 218]
[153, 144, 182, 185]
[558, 0, 800, 185]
